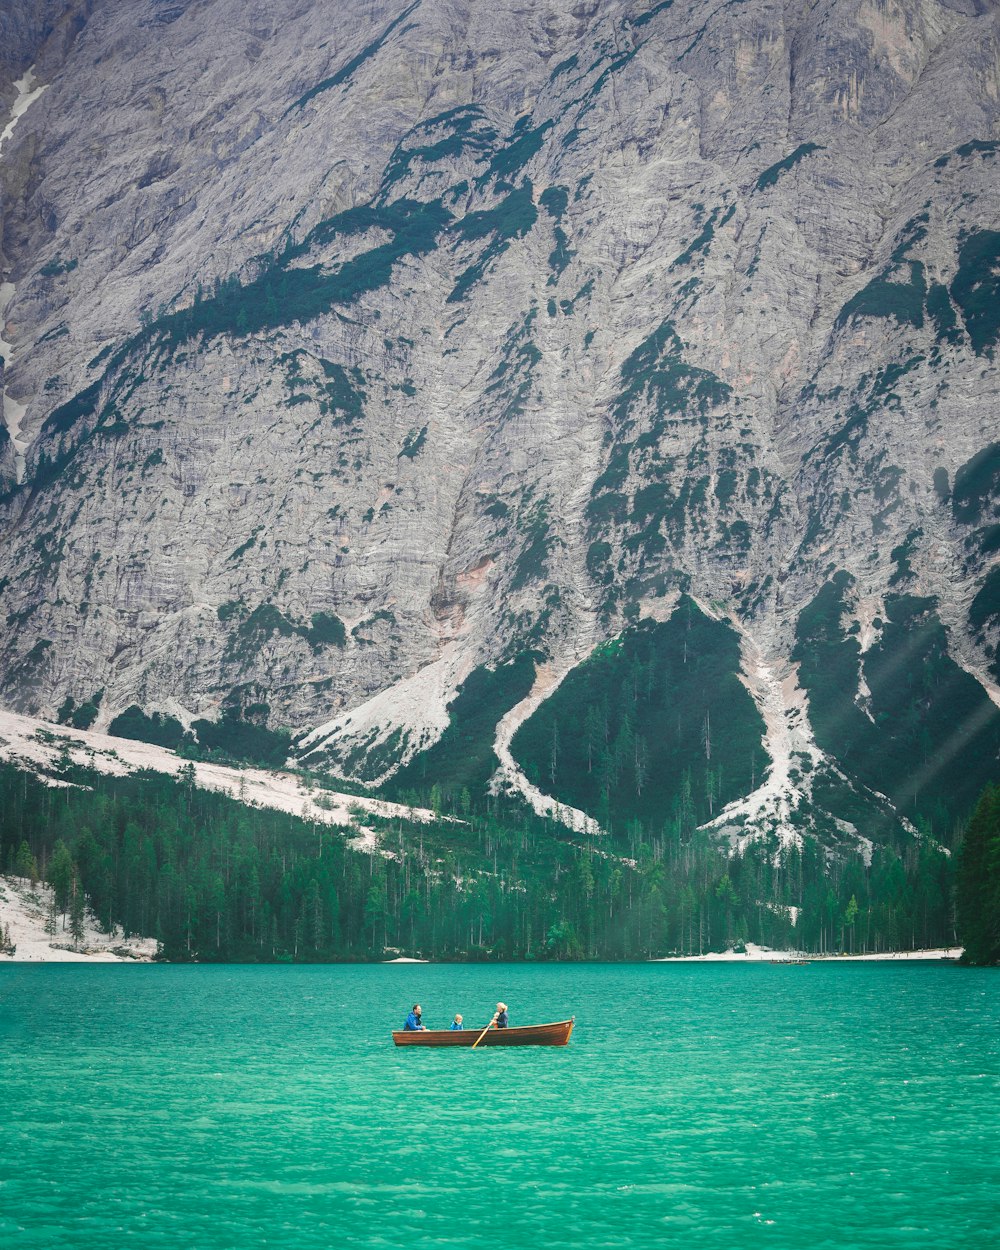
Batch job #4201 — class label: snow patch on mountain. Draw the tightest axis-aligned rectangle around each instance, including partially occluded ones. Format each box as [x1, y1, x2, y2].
[492, 656, 603, 836]
[0, 708, 438, 829]
[0, 67, 46, 154]
[298, 643, 470, 781]
[707, 642, 822, 850]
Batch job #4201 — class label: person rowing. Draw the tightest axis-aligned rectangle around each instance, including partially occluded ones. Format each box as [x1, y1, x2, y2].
[493, 1002, 509, 1029]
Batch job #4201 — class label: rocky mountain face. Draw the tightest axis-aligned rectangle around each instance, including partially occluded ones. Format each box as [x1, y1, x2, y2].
[1, 0, 999, 848]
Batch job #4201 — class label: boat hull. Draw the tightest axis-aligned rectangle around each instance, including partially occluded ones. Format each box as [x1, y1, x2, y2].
[392, 1018, 574, 1047]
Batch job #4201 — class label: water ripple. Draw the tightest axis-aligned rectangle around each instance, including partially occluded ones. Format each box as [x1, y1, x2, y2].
[0, 962, 997, 1248]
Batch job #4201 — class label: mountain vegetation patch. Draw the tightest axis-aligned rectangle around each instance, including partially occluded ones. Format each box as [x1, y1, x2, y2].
[287, 0, 422, 112]
[951, 442, 1000, 525]
[794, 575, 1000, 837]
[511, 600, 767, 834]
[950, 230, 1000, 355]
[755, 143, 824, 190]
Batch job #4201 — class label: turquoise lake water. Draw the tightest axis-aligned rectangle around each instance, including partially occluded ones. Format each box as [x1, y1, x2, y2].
[1, 962, 997, 1248]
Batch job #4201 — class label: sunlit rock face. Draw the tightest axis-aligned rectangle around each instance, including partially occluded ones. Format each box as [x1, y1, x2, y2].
[0, 0, 997, 822]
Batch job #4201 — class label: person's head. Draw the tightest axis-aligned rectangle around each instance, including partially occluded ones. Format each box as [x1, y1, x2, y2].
[454, 1013, 463, 1023]
[496, 1002, 507, 1012]
[413, 1004, 421, 1015]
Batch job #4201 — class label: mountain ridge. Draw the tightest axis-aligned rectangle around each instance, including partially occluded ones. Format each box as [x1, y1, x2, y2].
[1, 0, 999, 850]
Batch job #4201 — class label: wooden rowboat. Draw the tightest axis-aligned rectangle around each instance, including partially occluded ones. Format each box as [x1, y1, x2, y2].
[392, 1018, 574, 1047]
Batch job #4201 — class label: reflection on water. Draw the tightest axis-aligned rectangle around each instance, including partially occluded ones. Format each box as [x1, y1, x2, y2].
[0, 963, 997, 1249]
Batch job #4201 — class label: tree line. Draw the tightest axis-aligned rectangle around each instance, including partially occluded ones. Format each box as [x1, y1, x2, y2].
[0, 758, 974, 962]
[956, 783, 1000, 965]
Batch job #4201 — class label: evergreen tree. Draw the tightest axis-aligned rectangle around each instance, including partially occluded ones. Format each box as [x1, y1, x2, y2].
[69, 874, 86, 950]
[48, 840, 74, 918]
[365, 877, 387, 952]
[842, 894, 859, 954]
[956, 784, 1000, 965]
[544, 920, 582, 960]
[14, 840, 38, 886]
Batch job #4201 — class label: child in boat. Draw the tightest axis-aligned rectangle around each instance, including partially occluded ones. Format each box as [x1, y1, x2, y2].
[494, 1002, 509, 1028]
[403, 1004, 426, 1031]
[449, 1014, 464, 1030]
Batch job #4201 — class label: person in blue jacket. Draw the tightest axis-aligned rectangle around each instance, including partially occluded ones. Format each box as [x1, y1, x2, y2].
[404, 1003, 426, 1031]
[449, 1014, 464, 1030]
[494, 1002, 509, 1029]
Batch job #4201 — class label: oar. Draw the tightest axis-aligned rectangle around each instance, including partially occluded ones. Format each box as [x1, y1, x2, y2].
[471, 1015, 497, 1049]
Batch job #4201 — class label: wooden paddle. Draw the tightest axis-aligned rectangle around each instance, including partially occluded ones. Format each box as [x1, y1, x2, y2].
[471, 1014, 498, 1048]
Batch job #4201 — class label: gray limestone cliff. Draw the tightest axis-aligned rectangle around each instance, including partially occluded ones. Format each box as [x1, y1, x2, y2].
[1, 0, 999, 844]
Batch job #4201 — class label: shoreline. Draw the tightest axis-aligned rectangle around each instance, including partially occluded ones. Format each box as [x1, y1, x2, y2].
[0, 891, 963, 965]
[652, 942, 962, 963]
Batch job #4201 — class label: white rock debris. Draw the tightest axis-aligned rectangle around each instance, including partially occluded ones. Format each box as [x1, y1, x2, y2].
[0, 707, 439, 830]
[0, 873, 157, 962]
